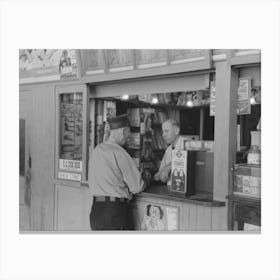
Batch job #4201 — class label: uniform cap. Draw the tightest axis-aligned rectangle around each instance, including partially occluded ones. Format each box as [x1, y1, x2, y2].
[107, 114, 130, 130]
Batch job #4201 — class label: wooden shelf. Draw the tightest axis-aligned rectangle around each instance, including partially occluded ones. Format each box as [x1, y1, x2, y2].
[139, 184, 226, 207]
[120, 99, 210, 110]
[153, 103, 210, 111]
[227, 194, 261, 206]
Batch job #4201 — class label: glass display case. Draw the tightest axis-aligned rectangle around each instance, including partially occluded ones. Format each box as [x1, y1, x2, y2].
[228, 70, 261, 231]
[56, 85, 88, 182]
[233, 201, 261, 231]
[233, 163, 261, 198]
[60, 92, 83, 161]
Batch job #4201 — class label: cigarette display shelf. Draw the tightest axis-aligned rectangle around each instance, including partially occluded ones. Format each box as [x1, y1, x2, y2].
[121, 98, 210, 111]
[227, 194, 261, 231]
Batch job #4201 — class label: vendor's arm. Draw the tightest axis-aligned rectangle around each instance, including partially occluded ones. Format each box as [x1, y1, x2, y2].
[154, 163, 171, 183]
[154, 146, 172, 183]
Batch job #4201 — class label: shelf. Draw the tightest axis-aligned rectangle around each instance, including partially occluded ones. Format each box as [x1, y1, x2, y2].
[234, 163, 261, 168]
[121, 99, 210, 110]
[153, 103, 210, 111]
[126, 147, 141, 151]
[227, 194, 261, 205]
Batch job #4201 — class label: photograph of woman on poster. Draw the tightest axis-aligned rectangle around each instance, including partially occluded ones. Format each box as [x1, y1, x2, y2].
[141, 204, 165, 231]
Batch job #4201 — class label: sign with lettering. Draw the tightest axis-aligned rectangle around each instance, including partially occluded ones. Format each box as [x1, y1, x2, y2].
[209, 77, 252, 116]
[58, 171, 81, 181]
[59, 159, 82, 172]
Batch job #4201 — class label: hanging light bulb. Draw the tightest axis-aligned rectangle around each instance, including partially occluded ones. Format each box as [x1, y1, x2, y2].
[121, 94, 129, 100]
[151, 97, 158, 104]
[186, 100, 193, 107]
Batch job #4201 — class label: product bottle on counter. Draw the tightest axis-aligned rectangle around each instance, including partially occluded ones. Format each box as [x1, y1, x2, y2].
[247, 145, 261, 165]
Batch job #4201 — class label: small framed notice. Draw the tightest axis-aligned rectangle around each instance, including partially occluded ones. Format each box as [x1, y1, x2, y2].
[59, 159, 82, 172]
[58, 171, 81, 181]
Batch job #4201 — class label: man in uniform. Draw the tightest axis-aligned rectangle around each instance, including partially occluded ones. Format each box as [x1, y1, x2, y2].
[154, 119, 182, 186]
[88, 114, 149, 230]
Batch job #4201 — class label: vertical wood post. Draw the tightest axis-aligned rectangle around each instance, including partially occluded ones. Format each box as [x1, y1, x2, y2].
[212, 61, 238, 230]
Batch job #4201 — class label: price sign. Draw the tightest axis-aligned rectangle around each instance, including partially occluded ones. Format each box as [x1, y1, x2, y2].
[58, 171, 81, 181]
[59, 159, 82, 172]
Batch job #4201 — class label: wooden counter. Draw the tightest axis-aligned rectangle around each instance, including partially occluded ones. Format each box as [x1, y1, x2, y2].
[139, 184, 225, 207]
[132, 182, 226, 231]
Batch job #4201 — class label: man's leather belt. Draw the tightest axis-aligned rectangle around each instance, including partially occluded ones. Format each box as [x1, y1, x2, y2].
[93, 196, 129, 203]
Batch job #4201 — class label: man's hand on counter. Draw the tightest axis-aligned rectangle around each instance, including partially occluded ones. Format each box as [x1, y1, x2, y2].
[154, 164, 171, 183]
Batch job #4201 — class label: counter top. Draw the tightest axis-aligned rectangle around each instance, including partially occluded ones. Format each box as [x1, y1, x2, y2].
[137, 183, 226, 207]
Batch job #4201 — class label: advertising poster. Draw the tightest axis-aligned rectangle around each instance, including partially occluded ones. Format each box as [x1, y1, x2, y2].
[19, 49, 78, 83]
[209, 78, 251, 116]
[140, 203, 179, 231]
[209, 81, 216, 116]
[171, 150, 187, 193]
[60, 93, 83, 162]
[237, 77, 251, 115]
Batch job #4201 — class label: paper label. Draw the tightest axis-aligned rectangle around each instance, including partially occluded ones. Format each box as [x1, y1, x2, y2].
[166, 207, 178, 230]
[247, 153, 261, 165]
[59, 159, 82, 172]
[58, 171, 81, 181]
[171, 150, 187, 192]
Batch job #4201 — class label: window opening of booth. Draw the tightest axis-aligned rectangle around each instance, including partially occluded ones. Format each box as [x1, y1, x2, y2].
[90, 90, 215, 198]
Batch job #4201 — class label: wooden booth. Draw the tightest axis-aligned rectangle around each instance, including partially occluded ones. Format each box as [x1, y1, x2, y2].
[19, 49, 261, 231]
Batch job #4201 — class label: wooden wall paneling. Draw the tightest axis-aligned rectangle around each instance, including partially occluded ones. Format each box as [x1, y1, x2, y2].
[55, 185, 91, 231]
[29, 85, 55, 230]
[82, 61, 212, 84]
[213, 60, 238, 230]
[103, 50, 109, 74]
[196, 205, 212, 231]
[187, 203, 197, 231]
[132, 200, 147, 230]
[230, 51, 261, 66]
[93, 74, 210, 98]
[19, 89, 32, 230]
[166, 50, 171, 65]
[180, 202, 190, 230]
[211, 207, 228, 231]
[75, 50, 84, 80]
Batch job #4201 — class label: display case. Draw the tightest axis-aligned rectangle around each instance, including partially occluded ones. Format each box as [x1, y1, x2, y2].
[228, 65, 261, 231]
[55, 84, 89, 182]
[233, 164, 261, 198]
[229, 163, 261, 231]
[228, 195, 261, 231]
